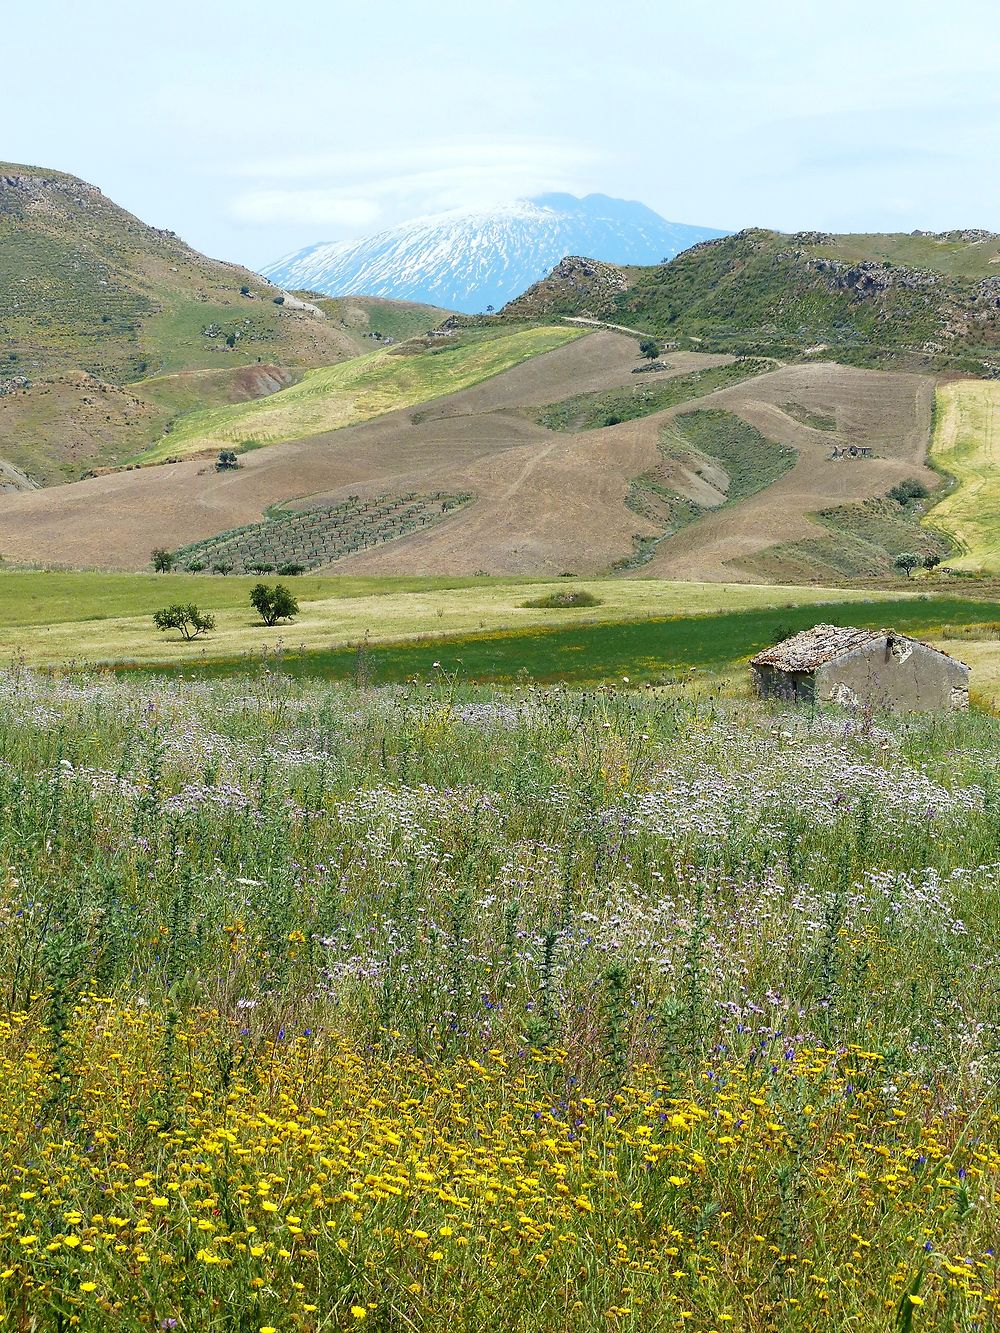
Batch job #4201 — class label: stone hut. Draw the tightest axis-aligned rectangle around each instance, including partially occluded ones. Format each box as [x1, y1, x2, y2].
[750, 624, 969, 712]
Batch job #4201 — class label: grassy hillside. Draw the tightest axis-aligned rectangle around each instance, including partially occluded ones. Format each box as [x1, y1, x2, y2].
[132, 325, 584, 463]
[304, 294, 453, 348]
[0, 163, 350, 384]
[0, 165, 459, 482]
[502, 229, 1000, 374]
[535, 357, 774, 430]
[925, 380, 1000, 571]
[743, 492, 953, 582]
[622, 410, 798, 567]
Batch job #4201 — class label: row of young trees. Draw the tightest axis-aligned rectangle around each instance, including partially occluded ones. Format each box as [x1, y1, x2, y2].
[153, 584, 299, 641]
[152, 549, 305, 577]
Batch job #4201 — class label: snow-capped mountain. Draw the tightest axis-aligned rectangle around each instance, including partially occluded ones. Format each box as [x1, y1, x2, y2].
[261, 194, 726, 314]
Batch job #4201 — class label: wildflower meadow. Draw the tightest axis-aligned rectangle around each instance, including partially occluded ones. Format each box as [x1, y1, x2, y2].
[1, 663, 999, 1331]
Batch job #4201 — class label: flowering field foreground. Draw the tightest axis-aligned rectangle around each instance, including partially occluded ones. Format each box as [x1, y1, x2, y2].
[0, 666, 999, 1330]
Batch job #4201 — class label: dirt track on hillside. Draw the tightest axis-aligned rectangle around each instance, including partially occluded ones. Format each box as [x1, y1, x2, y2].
[0, 335, 936, 579]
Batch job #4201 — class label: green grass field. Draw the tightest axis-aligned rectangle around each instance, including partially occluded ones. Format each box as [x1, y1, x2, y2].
[812, 231, 1000, 278]
[926, 380, 1000, 572]
[0, 571, 917, 669]
[132, 326, 583, 463]
[138, 595, 999, 688]
[136, 366, 297, 419]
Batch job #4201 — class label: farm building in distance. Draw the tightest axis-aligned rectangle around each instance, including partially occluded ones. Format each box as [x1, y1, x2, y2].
[750, 624, 969, 712]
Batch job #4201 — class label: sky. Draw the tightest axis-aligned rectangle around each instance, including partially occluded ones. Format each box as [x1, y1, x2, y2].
[4, 0, 999, 269]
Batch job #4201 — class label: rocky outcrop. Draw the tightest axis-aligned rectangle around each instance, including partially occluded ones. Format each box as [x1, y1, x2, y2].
[500, 255, 630, 320]
[809, 257, 940, 296]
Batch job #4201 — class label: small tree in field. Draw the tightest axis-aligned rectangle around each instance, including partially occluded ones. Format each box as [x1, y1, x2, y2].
[153, 604, 216, 640]
[639, 338, 661, 360]
[923, 552, 942, 571]
[250, 583, 299, 626]
[151, 548, 173, 573]
[894, 552, 921, 579]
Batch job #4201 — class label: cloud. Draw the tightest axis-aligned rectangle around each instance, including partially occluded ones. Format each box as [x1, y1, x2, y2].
[232, 139, 598, 183]
[230, 190, 381, 228]
[227, 137, 603, 234]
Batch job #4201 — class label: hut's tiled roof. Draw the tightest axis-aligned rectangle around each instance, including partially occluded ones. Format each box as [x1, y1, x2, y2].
[751, 624, 889, 672]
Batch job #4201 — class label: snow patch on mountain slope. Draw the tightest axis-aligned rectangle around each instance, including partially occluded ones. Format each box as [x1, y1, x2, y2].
[261, 194, 725, 315]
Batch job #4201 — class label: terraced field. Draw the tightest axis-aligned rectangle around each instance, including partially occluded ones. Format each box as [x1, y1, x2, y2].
[133, 326, 584, 463]
[926, 380, 1000, 572]
[172, 492, 474, 573]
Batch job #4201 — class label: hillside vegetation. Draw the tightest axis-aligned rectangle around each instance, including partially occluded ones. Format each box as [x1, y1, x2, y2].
[303, 294, 453, 348]
[0, 163, 351, 383]
[622, 410, 798, 567]
[133, 325, 584, 463]
[743, 492, 952, 582]
[926, 379, 1000, 571]
[535, 357, 774, 430]
[502, 229, 1000, 374]
[0, 164, 454, 482]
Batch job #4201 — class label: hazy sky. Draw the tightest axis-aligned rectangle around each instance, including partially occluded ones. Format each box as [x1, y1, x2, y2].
[5, 0, 998, 269]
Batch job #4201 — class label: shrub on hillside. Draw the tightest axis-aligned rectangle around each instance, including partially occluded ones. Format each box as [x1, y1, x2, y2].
[151, 548, 173, 573]
[152, 604, 216, 640]
[521, 589, 602, 609]
[638, 337, 661, 360]
[888, 478, 930, 505]
[250, 583, 299, 627]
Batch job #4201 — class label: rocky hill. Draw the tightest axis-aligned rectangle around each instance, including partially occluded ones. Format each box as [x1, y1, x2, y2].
[501, 228, 1000, 375]
[263, 194, 725, 314]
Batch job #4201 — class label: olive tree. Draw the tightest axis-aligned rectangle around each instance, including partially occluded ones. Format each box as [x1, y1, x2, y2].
[250, 583, 299, 627]
[152, 604, 216, 640]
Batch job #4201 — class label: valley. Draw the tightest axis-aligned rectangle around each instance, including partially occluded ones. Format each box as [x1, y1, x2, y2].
[8, 11, 1000, 1325]
[3, 162, 997, 598]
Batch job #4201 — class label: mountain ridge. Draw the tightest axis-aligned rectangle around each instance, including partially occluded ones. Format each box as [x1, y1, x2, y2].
[262, 193, 726, 314]
[499, 228, 1000, 375]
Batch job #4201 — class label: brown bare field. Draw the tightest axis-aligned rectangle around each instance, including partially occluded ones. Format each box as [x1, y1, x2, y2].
[0, 336, 937, 580]
[640, 364, 937, 581]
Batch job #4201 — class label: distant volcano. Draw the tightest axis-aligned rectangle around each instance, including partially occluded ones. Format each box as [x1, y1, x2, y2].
[262, 193, 726, 314]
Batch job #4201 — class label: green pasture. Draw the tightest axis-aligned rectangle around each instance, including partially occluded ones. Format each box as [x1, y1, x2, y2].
[0, 570, 536, 628]
[136, 595, 1000, 689]
[0, 571, 913, 669]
